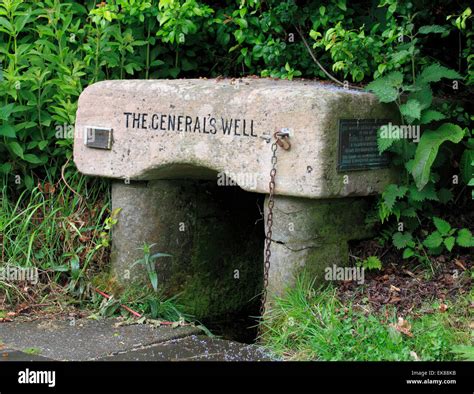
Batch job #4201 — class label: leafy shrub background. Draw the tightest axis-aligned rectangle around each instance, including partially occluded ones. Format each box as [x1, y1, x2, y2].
[1, 0, 472, 193]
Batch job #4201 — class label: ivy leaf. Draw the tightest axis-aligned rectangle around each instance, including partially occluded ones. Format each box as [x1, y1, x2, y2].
[393, 232, 414, 249]
[457, 229, 474, 247]
[433, 217, 451, 235]
[411, 123, 465, 190]
[417, 64, 462, 85]
[444, 236, 455, 252]
[400, 99, 422, 120]
[423, 231, 443, 249]
[420, 110, 446, 125]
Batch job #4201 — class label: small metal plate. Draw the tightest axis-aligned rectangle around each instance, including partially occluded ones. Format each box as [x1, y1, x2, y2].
[84, 127, 113, 150]
[337, 119, 390, 172]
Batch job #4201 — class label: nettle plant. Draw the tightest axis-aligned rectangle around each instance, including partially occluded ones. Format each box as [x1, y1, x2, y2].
[367, 35, 474, 262]
[422, 217, 473, 254]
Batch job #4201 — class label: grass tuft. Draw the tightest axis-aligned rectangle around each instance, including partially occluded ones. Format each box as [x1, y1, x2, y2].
[260, 274, 472, 361]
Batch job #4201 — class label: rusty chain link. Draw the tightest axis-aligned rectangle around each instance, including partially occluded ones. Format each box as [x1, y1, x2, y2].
[259, 130, 290, 327]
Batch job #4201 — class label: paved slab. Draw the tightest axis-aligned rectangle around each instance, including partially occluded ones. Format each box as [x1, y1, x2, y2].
[97, 335, 275, 361]
[0, 318, 200, 361]
[0, 318, 275, 361]
[0, 348, 52, 361]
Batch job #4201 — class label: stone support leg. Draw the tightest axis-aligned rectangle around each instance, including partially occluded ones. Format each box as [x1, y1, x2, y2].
[263, 195, 372, 305]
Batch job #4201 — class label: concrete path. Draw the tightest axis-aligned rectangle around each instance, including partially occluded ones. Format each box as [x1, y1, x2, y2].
[0, 318, 274, 361]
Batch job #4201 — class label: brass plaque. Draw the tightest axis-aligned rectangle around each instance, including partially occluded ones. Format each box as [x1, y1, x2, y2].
[84, 127, 113, 150]
[337, 119, 389, 172]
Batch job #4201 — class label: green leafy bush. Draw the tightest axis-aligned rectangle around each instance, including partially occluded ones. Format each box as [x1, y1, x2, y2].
[1, 0, 471, 194]
[364, 12, 473, 262]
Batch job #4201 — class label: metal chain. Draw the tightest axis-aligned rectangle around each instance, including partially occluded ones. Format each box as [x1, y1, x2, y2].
[260, 131, 290, 324]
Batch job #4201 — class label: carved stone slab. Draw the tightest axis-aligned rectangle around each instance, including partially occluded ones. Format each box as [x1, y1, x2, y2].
[74, 78, 397, 198]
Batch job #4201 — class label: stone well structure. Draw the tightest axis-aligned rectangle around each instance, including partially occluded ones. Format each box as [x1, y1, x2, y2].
[74, 78, 397, 318]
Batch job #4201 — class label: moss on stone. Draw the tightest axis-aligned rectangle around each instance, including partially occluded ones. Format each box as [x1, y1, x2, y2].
[175, 185, 263, 319]
[296, 198, 370, 286]
[296, 242, 349, 288]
